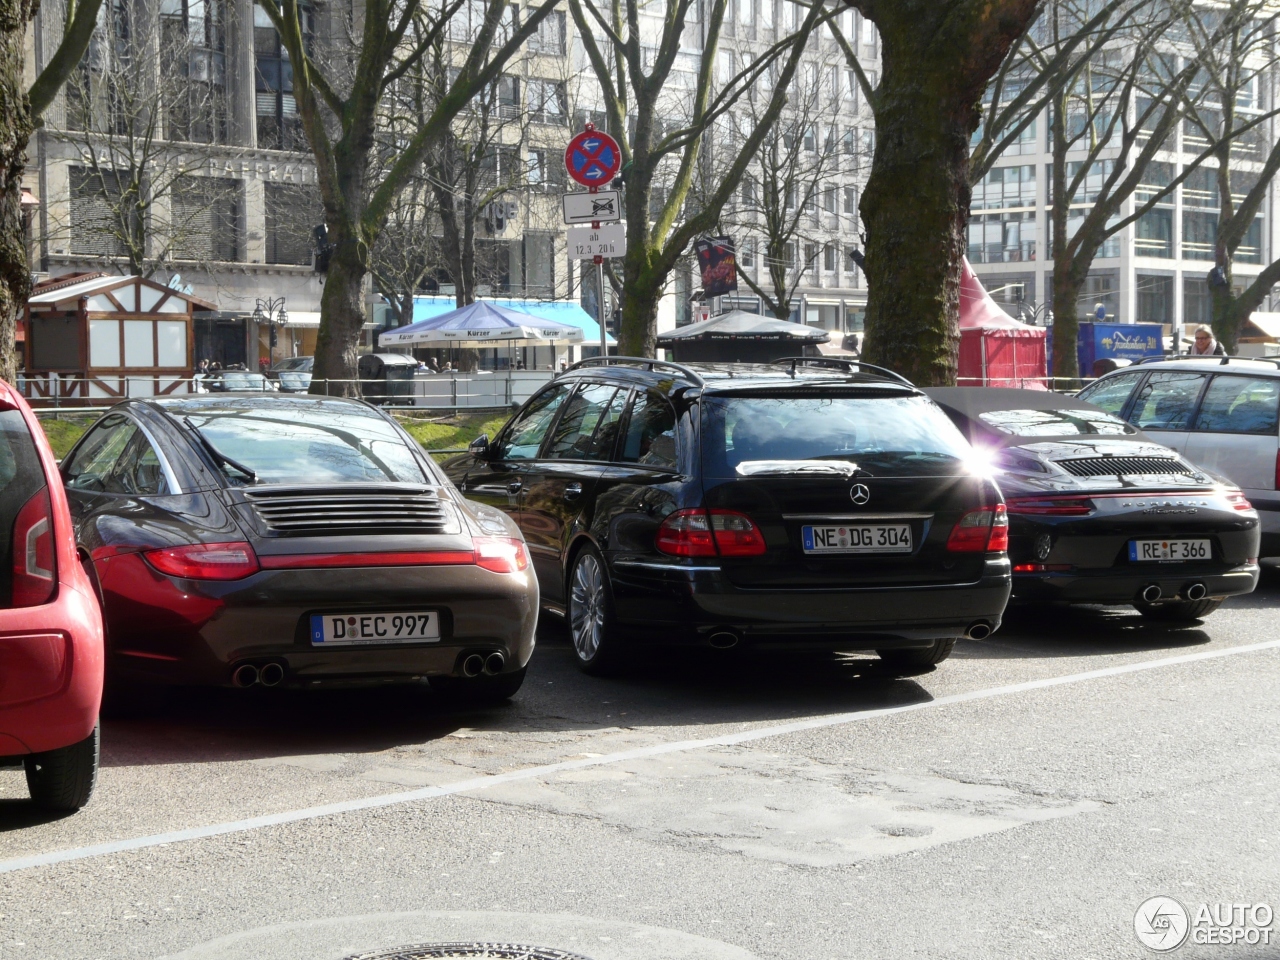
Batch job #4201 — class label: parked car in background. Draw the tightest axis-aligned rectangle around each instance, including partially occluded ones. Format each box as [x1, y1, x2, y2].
[60, 396, 536, 704]
[204, 371, 279, 393]
[268, 356, 314, 393]
[1076, 357, 1280, 557]
[0, 380, 104, 810]
[445, 357, 1011, 674]
[928, 387, 1260, 621]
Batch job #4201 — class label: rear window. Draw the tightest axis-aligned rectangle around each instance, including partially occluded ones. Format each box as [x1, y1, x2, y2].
[0, 410, 49, 607]
[183, 404, 426, 485]
[977, 407, 1136, 437]
[701, 394, 972, 478]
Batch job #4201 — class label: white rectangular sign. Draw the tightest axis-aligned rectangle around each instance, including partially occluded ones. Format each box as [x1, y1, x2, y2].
[568, 222, 626, 259]
[562, 190, 622, 225]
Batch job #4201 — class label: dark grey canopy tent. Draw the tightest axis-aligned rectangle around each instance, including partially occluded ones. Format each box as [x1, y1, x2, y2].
[657, 310, 830, 363]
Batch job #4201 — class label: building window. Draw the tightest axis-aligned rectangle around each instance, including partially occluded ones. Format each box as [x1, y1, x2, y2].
[171, 176, 241, 262]
[843, 186, 858, 216]
[1136, 274, 1173, 324]
[528, 10, 565, 53]
[1182, 211, 1218, 261]
[968, 212, 1036, 264]
[523, 233, 555, 297]
[1184, 277, 1212, 326]
[740, 238, 754, 268]
[528, 79, 567, 125]
[528, 149, 567, 189]
[973, 165, 1036, 211]
[496, 75, 521, 118]
[264, 182, 320, 265]
[161, 0, 227, 143]
[1135, 161, 1175, 258]
[66, 0, 131, 134]
[823, 243, 837, 271]
[70, 166, 131, 257]
[255, 3, 311, 150]
[803, 242, 817, 270]
[822, 186, 837, 214]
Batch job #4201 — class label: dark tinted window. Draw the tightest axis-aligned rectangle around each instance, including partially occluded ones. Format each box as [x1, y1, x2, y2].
[1193, 376, 1280, 434]
[1076, 370, 1141, 415]
[1131, 372, 1206, 430]
[0, 409, 49, 608]
[545, 384, 624, 460]
[63, 415, 139, 492]
[497, 384, 571, 459]
[621, 390, 678, 468]
[106, 433, 171, 495]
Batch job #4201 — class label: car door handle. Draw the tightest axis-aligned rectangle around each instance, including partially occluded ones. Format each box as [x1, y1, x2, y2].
[507, 480, 523, 495]
[563, 482, 583, 501]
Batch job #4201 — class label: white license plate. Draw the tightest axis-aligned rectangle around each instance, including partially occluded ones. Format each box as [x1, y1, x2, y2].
[801, 523, 913, 554]
[309, 611, 440, 645]
[1128, 539, 1211, 562]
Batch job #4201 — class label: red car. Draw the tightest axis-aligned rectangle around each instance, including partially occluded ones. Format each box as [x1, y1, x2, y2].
[0, 380, 104, 810]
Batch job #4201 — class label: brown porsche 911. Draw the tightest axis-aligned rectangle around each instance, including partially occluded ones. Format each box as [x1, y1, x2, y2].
[61, 395, 537, 703]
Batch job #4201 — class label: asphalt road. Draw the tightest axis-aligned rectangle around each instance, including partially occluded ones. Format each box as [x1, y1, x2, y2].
[2, 570, 1279, 960]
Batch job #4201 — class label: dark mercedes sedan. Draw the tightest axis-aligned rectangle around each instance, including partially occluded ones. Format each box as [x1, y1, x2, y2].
[926, 388, 1260, 621]
[445, 358, 1012, 674]
[61, 396, 537, 703]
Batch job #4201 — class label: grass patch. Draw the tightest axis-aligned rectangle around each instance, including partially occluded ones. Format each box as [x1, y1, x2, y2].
[394, 411, 512, 456]
[37, 416, 96, 459]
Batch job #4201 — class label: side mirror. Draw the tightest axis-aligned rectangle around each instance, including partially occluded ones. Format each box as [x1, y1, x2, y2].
[469, 434, 491, 459]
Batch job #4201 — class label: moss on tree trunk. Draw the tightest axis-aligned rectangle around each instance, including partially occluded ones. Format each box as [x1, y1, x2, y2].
[0, 0, 33, 386]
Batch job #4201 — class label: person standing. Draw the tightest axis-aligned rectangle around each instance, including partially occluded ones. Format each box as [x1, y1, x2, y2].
[1189, 325, 1225, 356]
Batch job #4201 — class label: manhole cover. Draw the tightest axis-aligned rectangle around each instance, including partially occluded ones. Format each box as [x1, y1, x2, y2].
[345, 945, 595, 960]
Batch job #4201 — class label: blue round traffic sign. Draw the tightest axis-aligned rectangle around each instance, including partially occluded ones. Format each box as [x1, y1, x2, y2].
[564, 127, 621, 188]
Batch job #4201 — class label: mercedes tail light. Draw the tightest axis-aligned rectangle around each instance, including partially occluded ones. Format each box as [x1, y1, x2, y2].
[145, 541, 260, 580]
[474, 537, 531, 574]
[656, 509, 766, 558]
[946, 504, 1008, 553]
[1005, 495, 1095, 516]
[11, 488, 56, 606]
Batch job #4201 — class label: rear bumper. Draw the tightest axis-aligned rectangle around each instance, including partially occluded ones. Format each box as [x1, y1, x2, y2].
[1011, 563, 1259, 604]
[608, 556, 1012, 649]
[98, 555, 538, 687]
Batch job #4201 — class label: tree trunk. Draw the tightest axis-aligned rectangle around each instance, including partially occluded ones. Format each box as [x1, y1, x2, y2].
[1051, 268, 1086, 383]
[1048, 98, 1080, 382]
[858, 89, 969, 386]
[0, 0, 33, 386]
[617, 251, 662, 357]
[310, 238, 367, 396]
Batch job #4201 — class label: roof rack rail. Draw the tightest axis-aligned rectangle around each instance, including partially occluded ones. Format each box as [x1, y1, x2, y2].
[1132, 353, 1268, 367]
[768, 356, 916, 388]
[564, 355, 706, 386]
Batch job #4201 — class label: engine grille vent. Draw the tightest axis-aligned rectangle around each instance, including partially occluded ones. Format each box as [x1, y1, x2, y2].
[1056, 455, 1194, 477]
[244, 486, 455, 536]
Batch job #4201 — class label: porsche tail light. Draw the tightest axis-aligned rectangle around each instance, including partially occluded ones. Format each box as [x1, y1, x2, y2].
[656, 509, 767, 557]
[1005, 495, 1095, 516]
[11, 488, 55, 606]
[947, 504, 1008, 553]
[474, 537, 530, 574]
[1226, 491, 1254, 511]
[145, 541, 260, 580]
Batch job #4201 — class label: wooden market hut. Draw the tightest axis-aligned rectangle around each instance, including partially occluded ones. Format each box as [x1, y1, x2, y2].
[24, 273, 216, 404]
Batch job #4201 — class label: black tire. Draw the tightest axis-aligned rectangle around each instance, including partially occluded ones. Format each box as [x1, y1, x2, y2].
[566, 544, 624, 675]
[1134, 597, 1223, 622]
[24, 722, 99, 811]
[875, 638, 956, 669]
[431, 667, 527, 706]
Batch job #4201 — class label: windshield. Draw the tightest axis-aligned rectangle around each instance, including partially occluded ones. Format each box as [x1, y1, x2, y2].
[182, 402, 426, 485]
[977, 407, 1136, 437]
[219, 373, 270, 390]
[701, 394, 972, 477]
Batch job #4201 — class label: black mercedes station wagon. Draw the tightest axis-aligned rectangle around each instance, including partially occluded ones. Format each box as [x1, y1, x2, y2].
[445, 358, 1012, 674]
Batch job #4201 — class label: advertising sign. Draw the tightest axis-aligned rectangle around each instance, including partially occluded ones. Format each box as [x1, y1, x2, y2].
[694, 236, 739, 298]
[1077, 321, 1165, 373]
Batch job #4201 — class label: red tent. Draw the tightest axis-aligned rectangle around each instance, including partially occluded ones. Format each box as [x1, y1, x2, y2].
[957, 258, 1048, 388]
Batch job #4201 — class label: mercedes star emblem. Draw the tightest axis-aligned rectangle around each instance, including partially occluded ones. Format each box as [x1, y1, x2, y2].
[850, 484, 870, 505]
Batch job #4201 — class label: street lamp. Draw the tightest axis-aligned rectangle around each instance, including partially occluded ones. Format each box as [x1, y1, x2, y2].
[253, 297, 288, 367]
[1016, 300, 1053, 326]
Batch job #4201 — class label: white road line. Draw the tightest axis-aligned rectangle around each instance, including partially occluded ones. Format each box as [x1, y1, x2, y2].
[2, 639, 1277, 876]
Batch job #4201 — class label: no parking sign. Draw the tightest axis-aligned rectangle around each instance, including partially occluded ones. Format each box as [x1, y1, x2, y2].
[564, 125, 621, 188]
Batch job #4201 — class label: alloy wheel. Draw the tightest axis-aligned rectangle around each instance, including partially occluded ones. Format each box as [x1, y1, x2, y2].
[569, 553, 606, 661]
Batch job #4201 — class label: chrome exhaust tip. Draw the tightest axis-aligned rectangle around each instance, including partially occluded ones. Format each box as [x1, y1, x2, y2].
[483, 652, 506, 676]
[1141, 584, 1163, 603]
[707, 630, 740, 650]
[231, 664, 259, 688]
[259, 662, 285, 687]
[1185, 582, 1207, 601]
[966, 621, 992, 641]
[461, 654, 485, 678]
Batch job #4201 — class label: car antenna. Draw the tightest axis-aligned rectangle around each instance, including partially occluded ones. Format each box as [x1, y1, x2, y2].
[183, 416, 257, 482]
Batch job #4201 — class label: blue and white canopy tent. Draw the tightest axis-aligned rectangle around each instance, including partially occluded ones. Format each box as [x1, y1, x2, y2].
[379, 301, 586, 346]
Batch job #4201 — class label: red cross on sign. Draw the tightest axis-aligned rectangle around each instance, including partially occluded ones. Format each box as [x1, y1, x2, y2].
[564, 126, 622, 189]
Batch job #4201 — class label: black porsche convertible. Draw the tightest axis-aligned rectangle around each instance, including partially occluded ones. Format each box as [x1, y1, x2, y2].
[926, 388, 1259, 621]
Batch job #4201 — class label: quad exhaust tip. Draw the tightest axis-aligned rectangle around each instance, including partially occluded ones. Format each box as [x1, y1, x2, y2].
[483, 652, 506, 676]
[708, 630, 741, 650]
[1141, 584, 1163, 603]
[1185, 582, 1207, 601]
[461, 654, 486, 678]
[231, 663, 259, 688]
[259, 662, 285, 687]
[966, 621, 992, 641]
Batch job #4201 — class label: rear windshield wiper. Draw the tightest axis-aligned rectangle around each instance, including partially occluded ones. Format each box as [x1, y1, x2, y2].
[184, 417, 257, 482]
